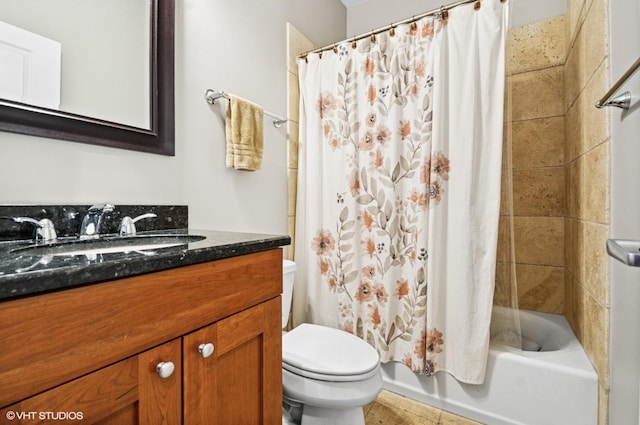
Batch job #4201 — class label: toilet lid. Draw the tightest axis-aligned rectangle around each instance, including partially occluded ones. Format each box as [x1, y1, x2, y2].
[282, 323, 380, 379]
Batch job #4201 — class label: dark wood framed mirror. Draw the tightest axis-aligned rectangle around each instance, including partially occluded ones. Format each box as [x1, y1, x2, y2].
[0, 0, 175, 156]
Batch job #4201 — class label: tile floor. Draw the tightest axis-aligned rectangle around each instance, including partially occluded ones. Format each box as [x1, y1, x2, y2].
[364, 390, 484, 425]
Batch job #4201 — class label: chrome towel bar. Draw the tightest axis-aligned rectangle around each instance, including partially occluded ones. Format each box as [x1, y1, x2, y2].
[595, 56, 640, 110]
[204, 89, 288, 128]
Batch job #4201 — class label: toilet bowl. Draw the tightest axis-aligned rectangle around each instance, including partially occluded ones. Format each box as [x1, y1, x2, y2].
[281, 260, 382, 425]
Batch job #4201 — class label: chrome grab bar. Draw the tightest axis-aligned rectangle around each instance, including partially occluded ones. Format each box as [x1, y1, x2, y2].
[595, 56, 640, 110]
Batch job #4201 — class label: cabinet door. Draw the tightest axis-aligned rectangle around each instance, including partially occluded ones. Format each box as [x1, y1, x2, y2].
[183, 297, 282, 425]
[0, 339, 181, 425]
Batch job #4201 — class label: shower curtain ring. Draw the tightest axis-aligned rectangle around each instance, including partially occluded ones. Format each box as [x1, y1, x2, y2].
[440, 6, 449, 20]
[370, 30, 376, 43]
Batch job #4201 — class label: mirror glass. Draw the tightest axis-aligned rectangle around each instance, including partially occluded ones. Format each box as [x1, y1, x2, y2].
[0, 0, 174, 155]
[0, 0, 150, 128]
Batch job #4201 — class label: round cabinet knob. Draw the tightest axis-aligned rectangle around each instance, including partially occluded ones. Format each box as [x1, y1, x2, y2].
[156, 361, 175, 379]
[198, 343, 215, 358]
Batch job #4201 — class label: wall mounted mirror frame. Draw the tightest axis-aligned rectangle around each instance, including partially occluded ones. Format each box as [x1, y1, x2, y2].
[0, 0, 175, 156]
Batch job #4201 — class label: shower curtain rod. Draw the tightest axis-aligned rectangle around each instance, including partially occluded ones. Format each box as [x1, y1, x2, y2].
[299, 0, 495, 59]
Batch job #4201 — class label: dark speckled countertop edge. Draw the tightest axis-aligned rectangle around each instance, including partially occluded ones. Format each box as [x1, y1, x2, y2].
[0, 229, 291, 301]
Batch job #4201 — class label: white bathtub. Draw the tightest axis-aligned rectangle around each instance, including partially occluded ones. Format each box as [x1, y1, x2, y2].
[380, 309, 598, 425]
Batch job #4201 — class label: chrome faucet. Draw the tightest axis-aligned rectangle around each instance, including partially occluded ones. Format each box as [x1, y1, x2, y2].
[119, 213, 157, 237]
[12, 217, 57, 243]
[79, 204, 114, 239]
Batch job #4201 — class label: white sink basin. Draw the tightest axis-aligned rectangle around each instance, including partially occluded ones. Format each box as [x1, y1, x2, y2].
[12, 234, 206, 257]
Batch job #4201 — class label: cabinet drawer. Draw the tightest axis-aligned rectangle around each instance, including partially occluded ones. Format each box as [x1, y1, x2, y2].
[0, 339, 181, 425]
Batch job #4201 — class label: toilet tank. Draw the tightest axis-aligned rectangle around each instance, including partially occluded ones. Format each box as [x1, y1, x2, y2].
[282, 260, 297, 329]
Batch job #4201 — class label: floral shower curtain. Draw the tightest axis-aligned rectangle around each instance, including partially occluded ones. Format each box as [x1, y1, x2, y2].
[293, 0, 509, 384]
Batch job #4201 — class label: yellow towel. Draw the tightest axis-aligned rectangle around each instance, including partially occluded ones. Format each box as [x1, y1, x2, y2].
[225, 94, 264, 171]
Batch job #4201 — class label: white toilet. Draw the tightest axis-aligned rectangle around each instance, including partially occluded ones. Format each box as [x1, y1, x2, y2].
[281, 260, 382, 425]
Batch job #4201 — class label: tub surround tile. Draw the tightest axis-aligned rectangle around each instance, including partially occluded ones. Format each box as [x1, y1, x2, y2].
[512, 167, 565, 217]
[514, 216, 565, 267]
[582, 0, 609, 89]
[565, 68, 609, 163]
[287, 70, 301, 124]
[584, 293, 609, 388]
[584, 222, 610, 306]
[565, 275, 586, 341]
[496, 216, 516, 264]
[511, 66, 564, 121]
[565, 98, 583, 162]
[286, 24, 312, 265]
[576, 156, 588, 220]
[287, 169, 298, 217]
[565, 218, 584, 278]
[287, 23, 316, 74]
[584, 141, 610, 224]
[573, 219, 586, 285]
[516, 264, 565, 314]
[566, 157, 586, 219]
[506, 18, 568, 319]
[511, 117, 564, 169]
[564, 272, 574, 327]
[509, 16, 565, 75]
[493, 261, 516, 307]
[510, 10, 610, 423]
[288, 120, 300, 170]
[598, 385, 610, 425]
[565, 218, 575, 276]
[564, 28, 584, 111]
[563, 0, 612, 418]
[565, 0, 586, 52]
[583, 62, 610, 153]
[497, 214, 516, 253]
[564, 0, 608, 112]
[287, 216, 296, 261]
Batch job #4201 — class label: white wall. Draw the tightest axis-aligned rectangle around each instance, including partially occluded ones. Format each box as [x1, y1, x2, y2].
[608, 1, 640, 423]
[176, 0, 345, 233]
[346, 0, 566, 35]
[0, 0, 346, 235]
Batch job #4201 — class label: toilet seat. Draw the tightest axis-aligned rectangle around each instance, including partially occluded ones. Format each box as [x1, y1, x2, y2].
[282, 323, 380, 382]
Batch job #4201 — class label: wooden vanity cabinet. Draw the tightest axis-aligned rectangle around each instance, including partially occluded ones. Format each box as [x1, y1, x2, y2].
[1, 339, 183, 424]
[0, 249, 283, 424]
[183, 298, 281, 424]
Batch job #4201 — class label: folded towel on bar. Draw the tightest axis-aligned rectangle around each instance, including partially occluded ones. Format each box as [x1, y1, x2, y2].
[225, 94, 264, 171]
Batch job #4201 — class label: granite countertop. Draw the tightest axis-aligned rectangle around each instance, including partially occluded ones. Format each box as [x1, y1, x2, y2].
[0, 229, 290, 301]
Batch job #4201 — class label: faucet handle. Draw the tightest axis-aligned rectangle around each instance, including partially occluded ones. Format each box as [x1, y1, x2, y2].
[13, 217, 57, 243]
[119, 213, 157, 237]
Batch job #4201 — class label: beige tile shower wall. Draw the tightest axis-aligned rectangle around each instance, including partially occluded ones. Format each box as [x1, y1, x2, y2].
[563, 0, 611, 423]
[286, 24, 316, 261]
[497, 16, 567, 314]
